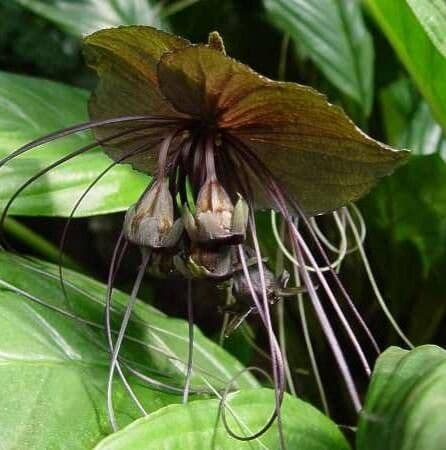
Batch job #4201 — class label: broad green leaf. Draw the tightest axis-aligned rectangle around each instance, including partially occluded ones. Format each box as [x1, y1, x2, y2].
[13, 0, 163, 37]
[0, 251, 257, 449]
[95, 389, 351, 450]
[263, 0, 374, 115]
[0, 71, 149, 217]
[380, 78, 446, 160]
[407, 0, 446, 59]
[357, 345, 446, 450]
[365, 0, 446, 131]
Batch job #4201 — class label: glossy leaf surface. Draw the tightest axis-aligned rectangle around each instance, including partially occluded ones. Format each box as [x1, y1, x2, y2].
[372, 78, 446, 273]
[0, 71, 149, 217]
[13, 0, 163, 37]
[95, 389, 351, 450]
[366, 0, 446, 131]
[380, 78, 446, 160]
[407, 0, 446, 59]
[0, 252, 257, 448]
[358, 345, 446, 450]
[263, 0, 374, 116]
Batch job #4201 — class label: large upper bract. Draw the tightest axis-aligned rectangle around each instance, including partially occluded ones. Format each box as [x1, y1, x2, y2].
[83, 25, 409, 216]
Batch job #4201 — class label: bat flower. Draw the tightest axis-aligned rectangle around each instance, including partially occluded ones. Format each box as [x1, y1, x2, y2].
[1, 25, 410, 443]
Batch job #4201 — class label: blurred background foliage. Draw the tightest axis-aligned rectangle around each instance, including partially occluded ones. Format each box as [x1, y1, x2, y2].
[1, 0, 445, 425]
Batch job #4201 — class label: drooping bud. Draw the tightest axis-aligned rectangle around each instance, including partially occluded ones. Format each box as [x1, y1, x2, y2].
[174, 244, 234, 280]
[124, 178, 183, 249]
[182, 179, 248, 245]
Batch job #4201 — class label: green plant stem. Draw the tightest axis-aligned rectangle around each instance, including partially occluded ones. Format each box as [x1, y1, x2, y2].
[3, 217, 82, 271]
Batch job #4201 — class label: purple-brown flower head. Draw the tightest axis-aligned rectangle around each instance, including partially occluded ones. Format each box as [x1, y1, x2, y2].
[79, 26, 411, 421]
[124, 178, 183, 249]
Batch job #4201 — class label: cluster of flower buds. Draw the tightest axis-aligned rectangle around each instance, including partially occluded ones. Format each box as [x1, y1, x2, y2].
[178, 178, 249, 279]
[124, 175, 249, 280]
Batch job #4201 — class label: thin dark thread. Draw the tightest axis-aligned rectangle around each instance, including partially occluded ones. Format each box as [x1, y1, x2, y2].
[226, 133, 379, 354]
[0, 125, 155, 249]
[183, 279, 194, 403]
[0, 115, 180, 168]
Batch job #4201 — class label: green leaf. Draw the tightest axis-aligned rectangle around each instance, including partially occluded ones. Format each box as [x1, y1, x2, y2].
[363, 79, 446, 342]
[0, 71, 149, 217]
[0, 251, 258, 449]
[407, 0, 446, 59]
[357, 345, 446, 450]
[365, 0, 446, 131]
[263, 0, 374, 115]
[380, 78, 446, 160]
[364, 154, 446, 273]
[95, 389, 351, 450]
[12, 0, 163, 37]
[371, 78, 446, 273]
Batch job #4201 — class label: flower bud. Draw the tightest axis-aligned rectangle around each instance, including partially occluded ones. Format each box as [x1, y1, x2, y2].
[124, 178, 183, 249]
[182, 179, 248, 245]
[174, 244, 234, 280]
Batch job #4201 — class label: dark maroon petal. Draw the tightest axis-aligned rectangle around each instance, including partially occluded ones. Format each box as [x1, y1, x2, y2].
[83, 26, 189, 173]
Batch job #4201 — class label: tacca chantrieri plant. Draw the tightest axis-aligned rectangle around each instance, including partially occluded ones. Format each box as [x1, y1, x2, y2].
[0, 26, 409, 446]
